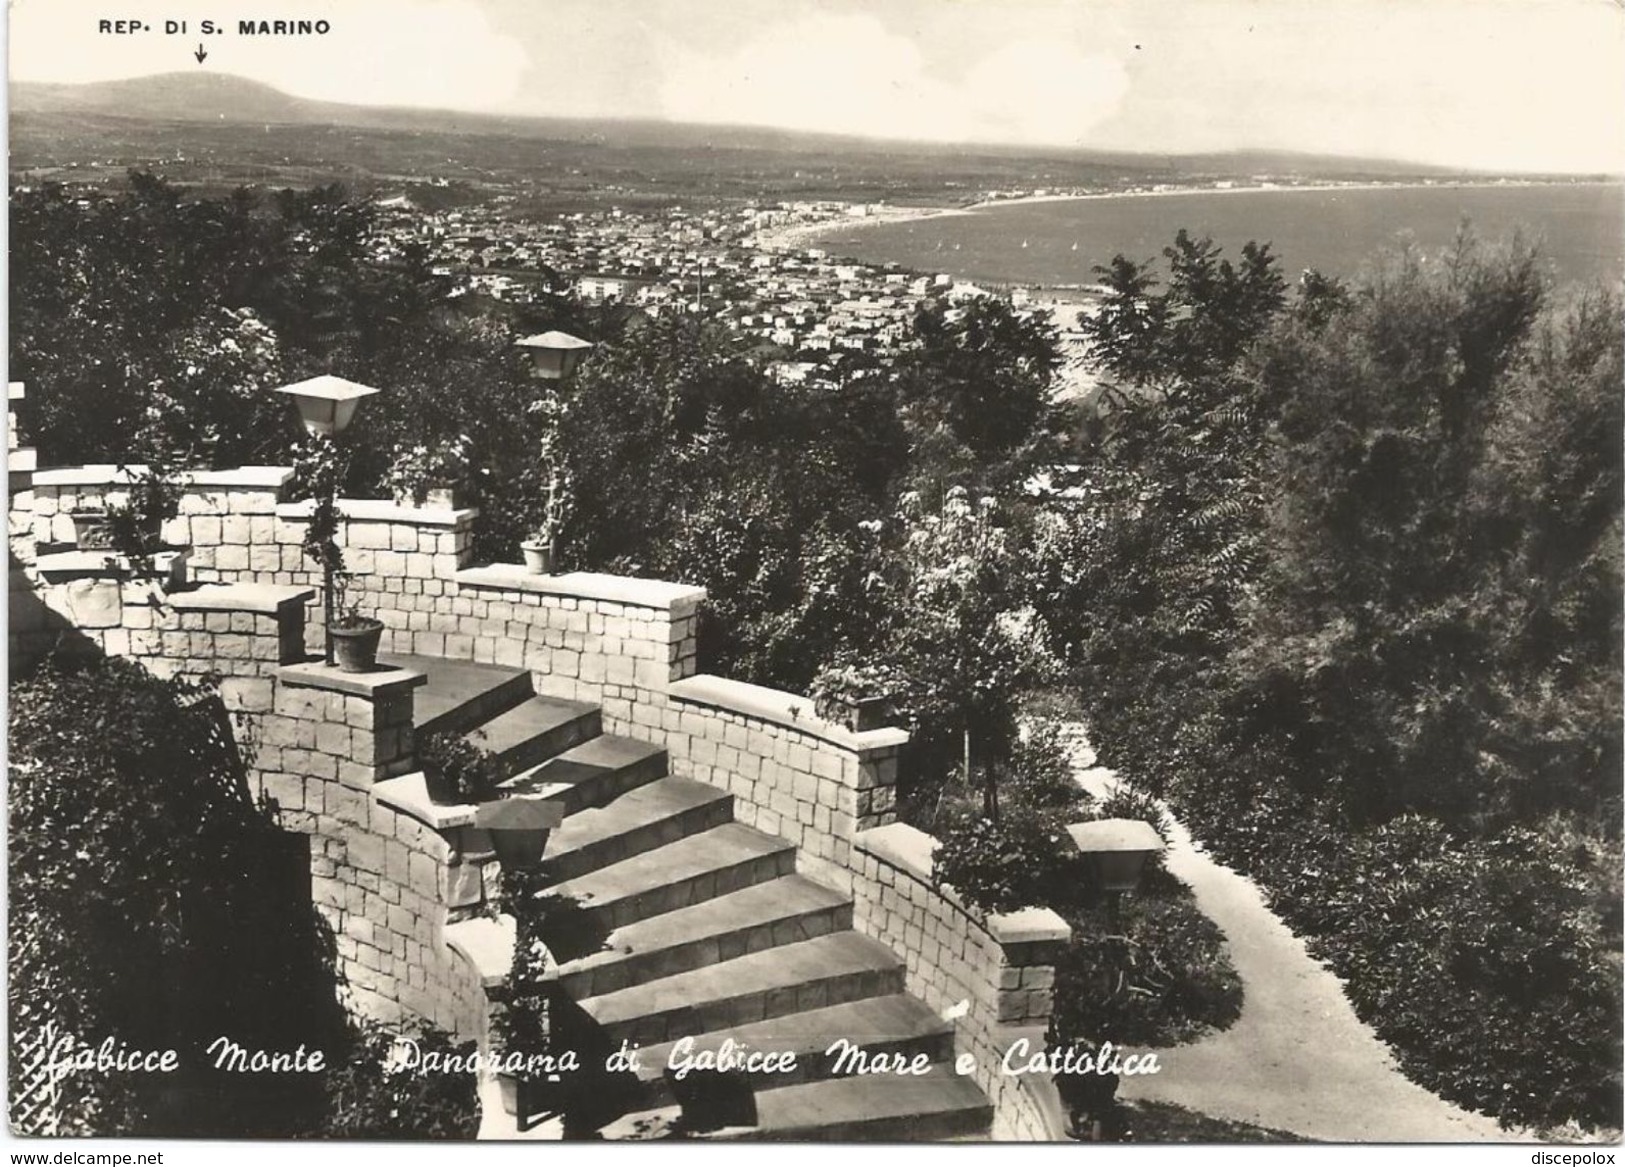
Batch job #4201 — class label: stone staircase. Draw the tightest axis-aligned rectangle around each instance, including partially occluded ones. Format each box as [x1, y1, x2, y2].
[401, 655, 993, 1141]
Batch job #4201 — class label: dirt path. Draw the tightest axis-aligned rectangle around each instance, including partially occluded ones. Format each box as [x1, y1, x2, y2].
[1067, 737, 1523, 1143]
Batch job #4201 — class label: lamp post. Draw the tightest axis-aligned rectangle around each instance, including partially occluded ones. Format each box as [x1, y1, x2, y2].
[275, 375, 380, 665]
[1061, 816, 1163, 1143]
[515, 331, 593, 381]
[1065, 817, 1164, 928]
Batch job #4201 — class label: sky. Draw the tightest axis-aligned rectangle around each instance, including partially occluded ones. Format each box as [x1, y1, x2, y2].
[8, 0, 1625, 172]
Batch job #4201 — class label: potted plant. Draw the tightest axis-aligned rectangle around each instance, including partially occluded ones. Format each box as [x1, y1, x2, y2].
[491, 911, 562, 1132]
[809, 661, 897, 732]
[520, 532, 554, 576]
[417, 730, 504, 806]
[386, 435, 473, 509]
[520, 382, 571, 575]
[329, 573, 385, 673]
[105, 462, 181, 566]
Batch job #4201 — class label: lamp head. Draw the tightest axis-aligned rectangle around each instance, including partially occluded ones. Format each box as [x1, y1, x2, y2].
[274, 375, 381, 437]
[516, 331, 593, 380]
[1066, 817, 1164, 894]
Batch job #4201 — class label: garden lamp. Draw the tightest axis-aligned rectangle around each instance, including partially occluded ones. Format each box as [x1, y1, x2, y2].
[273, 375, 381, 664]
[1065, 818, 1164, 894]
[515, 331, 593, 380]
[274, 375, 380, 437]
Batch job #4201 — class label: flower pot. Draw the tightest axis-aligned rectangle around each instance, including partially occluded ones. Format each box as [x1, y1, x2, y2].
[423, 766, 462, 806]
[330, 617, 385, 673]
[71, 509, 115, 550]
[498, 1071, 522, 1116]
[521, 541, 554, 575]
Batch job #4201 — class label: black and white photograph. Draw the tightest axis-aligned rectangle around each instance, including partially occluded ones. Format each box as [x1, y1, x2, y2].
[4, 0, 1622, 1153]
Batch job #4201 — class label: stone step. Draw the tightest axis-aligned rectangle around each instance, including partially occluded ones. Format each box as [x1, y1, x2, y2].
[470, 695, 601, 774]
[542, 776, 734, 883]
[550, 823, 796, 934]
[580, 931, 905, 1048]
[387, 654, 535, 738]
[556, 875, 852, 999]
[502, 736, 669, 818]
[629, 993, 956, 1106]
[604, 1061, 992, 1141]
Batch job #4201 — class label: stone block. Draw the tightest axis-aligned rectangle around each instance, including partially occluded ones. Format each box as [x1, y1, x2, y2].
[58, 579, 122, 628]
[221, 515, 252, 545]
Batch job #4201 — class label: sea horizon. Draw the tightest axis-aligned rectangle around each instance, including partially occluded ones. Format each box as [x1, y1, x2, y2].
[799, 180, 1625, 292]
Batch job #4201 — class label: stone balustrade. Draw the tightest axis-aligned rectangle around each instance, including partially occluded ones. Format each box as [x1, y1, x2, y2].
[851, 823, 1071, 1141]
[9, 462, 1078, 1133]
[661, 674, 907, 888]
[257, 662, 488, 1040]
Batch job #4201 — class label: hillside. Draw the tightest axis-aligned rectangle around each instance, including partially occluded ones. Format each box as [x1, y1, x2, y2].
[10, 72, 1485, 208]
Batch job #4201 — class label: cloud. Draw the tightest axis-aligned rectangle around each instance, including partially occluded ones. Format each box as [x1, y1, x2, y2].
[9, 0, 528, 112]
[658, 12, 1128, 147]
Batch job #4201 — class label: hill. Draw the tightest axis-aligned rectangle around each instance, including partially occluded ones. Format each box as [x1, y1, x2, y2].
[10, 72, 1488, 209]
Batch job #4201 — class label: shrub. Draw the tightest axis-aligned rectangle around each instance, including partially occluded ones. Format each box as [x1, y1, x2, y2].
[1174, 775, 1623, 1129]
[417, 731, 505, 804]
[932, 807, 1086, 917]
[1048, 891, 1243, 1051]
[318, 1021, 479, 1139]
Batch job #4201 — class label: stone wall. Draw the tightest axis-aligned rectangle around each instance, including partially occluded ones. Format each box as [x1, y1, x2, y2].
[851, 824, 1070, 1142]
[660, 675, 906, 889]
[11, 460, 1075, 1132]
[254, 663, 487, 1039]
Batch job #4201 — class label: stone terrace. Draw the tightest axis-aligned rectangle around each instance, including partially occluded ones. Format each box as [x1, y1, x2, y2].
[8, 451, 1073, 1141]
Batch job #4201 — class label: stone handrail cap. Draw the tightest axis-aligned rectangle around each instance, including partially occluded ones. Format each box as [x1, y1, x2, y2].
[986, 906, 1071, 946]
[31, 464, 144, 487]
[670, 674, 910, 750]
[854, 822, 939, 882]
[273, 498, 477, 527]
[179, 466, 295, 489]
[31, 464, 294, 490]
[168, 583, 315, 614]
[455, 564, 706, 613]
[34, 548, 189, 581]
[445, 913, 519, 989]
[277, 660, 428, 696]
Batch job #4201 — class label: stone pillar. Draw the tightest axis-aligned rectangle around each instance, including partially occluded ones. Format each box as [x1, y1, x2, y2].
[988, 909, 1072, 1028]
[272, 661, 425, 791]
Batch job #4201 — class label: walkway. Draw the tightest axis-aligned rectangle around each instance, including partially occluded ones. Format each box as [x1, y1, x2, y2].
[1066, 733, 1523, 1143]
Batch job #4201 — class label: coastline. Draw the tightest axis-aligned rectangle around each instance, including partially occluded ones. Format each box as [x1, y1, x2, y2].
[755, 177, 1624, 254]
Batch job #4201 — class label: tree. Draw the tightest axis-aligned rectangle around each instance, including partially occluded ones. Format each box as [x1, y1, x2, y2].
[890, 296, 1063, 494]
[1235, 234, 1620, 826]
[557, 315, 906, 688]
[8, 657, 345, 1134]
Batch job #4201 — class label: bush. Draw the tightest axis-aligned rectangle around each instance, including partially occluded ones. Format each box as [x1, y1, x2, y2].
[8, 654, 486, 1138]
[1175, 778, 1623, 1129]
[417, 730, 505, 804]
[317, 1021, 479, 1139]
[932, 808, 1085, 916]
[1048, 891, 1243, 1051]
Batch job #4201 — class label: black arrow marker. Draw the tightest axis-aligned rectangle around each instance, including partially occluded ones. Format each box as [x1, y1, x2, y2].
[194, 44, 208, 64]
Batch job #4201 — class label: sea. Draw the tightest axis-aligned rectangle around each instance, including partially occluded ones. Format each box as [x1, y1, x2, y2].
[810, 182, 1625, 292]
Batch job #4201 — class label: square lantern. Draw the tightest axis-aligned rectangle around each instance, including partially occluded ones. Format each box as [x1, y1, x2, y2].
[275, 375, 381, 437]
[1065, 817, 1165, 894]
[516, 331, 593, 380]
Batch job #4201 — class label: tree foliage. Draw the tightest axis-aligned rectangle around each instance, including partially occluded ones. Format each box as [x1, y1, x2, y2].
[7, 654, 481, 1137]
[1039, 228, 1622, 1129]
